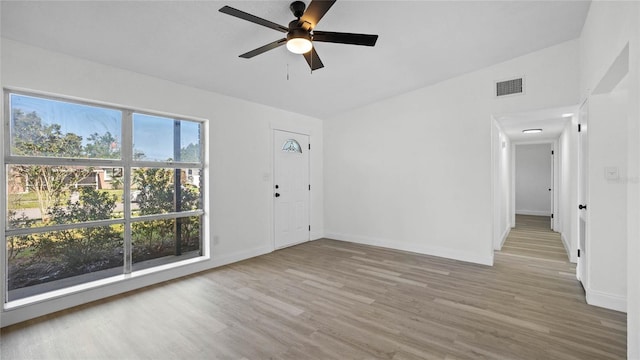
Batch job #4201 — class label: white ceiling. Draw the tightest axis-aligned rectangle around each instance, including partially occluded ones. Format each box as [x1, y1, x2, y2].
[1, 1, 591, 119]
[496, 105, 576, 143]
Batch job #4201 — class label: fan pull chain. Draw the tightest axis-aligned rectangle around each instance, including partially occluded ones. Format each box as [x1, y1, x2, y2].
[287, 64, 289, 81]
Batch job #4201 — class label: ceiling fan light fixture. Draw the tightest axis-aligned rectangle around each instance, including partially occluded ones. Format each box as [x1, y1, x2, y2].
[287, 37, 313, 54]
[219, 1, 378, 70]
[286, 28, 312, 54]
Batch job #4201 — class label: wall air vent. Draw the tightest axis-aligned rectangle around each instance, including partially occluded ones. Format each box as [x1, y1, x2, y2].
[496, 77, 523, 97]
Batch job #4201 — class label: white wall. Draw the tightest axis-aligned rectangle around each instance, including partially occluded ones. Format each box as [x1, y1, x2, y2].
[634, 4, 640, 355]
[587, 76, 628, 311]
[324, 40, 579, 266]
[558, 117, 579, 263]
[501, 135, 512, 240]
[493, 120, 511, 250]
[0, 39, 324, 326]
[579, 1, 640, 357]
[515, 144, 552, 216]
[552, 140, 560, 232]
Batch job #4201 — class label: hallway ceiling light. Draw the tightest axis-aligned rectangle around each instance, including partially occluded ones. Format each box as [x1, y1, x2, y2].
[562, 113, 574, 118]
[522, 128, 543, 134]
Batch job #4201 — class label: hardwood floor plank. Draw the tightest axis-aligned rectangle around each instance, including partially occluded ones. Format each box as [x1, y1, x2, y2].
[433, 297, 550, 333]
[356, 269, 429, 288]
[302, 279, 376, 304]
[284, 268, 345, 288]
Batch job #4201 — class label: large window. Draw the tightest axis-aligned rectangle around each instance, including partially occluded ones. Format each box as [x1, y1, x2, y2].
[4, 91, 205, 303]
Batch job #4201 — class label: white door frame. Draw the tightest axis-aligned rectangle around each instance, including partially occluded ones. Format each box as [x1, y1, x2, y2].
[511, 141, 556, 221]
[552, 140, 560, 231]
[577, 98, 589, 287]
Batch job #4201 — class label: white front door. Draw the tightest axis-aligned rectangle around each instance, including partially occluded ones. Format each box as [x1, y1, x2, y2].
[577, 100, 589, 287]
[274, 130, 310, 249]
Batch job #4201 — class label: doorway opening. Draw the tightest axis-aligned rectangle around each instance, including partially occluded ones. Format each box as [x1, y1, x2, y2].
[492, 105, 576, 261]
[514, 143, 554, 225]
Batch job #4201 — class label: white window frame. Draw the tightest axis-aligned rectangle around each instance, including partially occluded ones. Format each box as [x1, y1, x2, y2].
[2, 89, 207, 308]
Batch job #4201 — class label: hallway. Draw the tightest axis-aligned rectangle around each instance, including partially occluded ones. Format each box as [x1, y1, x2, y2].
[494, 214, 627, 358]
[501, 215, 570, 263]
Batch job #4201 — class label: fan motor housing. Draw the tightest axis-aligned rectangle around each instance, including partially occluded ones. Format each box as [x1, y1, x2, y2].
[290, 1, 306, 18]
[287, 27, 311, 42]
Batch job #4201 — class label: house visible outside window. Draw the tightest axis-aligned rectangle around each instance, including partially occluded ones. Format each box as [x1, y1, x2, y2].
[3, 91, 205, 303]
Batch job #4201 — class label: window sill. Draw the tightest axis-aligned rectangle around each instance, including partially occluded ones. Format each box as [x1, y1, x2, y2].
[4, 254, 210, 311]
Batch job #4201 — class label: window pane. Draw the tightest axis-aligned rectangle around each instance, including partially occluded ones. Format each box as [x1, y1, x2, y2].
[6, 225, 124, 301]
[10, 94, 122, 159]
[131, 167, 201, 216]
[181, 121, 201, 162]
[133, 114, 201, 162]
[282, 139, 302, 153]
[7, 165, 124, 229]
[132, 216, 201, 271]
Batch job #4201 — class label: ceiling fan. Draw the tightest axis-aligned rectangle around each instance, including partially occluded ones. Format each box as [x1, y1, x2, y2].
[219, 0, 378, 71]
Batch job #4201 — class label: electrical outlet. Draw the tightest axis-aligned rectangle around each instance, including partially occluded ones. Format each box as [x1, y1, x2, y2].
[605, 167, 619, 180]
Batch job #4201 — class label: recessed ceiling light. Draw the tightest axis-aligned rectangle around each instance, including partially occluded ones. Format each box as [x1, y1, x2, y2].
[522, 129, 543, 134]
[562, 113, 574, 118]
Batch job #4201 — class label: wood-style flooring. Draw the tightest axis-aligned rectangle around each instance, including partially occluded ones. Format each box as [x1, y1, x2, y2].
[1, 216, 626, 359]
[501, 215, 569, 262]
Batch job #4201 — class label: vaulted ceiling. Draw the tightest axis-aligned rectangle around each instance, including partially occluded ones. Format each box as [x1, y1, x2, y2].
[1, 1, 591, 119]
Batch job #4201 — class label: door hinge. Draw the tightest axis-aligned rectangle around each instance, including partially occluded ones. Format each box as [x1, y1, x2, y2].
[309, 184, 311, 191]
[578, 124, 582, 132]
[308, 225, 311, 231]
[308, 144, 311, 150]
[551, 214, 554, 219]
[578, 249, 581, 257]
[551, 150, 554, 155]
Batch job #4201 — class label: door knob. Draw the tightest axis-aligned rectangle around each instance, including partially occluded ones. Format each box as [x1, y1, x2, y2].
[275, 193, 280, 198]
[578, 204, 587, 210]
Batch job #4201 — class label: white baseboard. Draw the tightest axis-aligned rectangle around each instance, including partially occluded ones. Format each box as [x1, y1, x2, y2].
[325, 232, 493, 266]
[516, 210, 552, 216]
[212, 245, 273, 267]
[560, 233, 576, 263]
[496, 226, 511, 250]
[586, 288, 627, 313]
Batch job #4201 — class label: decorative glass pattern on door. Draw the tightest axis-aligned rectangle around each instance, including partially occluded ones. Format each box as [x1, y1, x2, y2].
[282, 139, 302, 153]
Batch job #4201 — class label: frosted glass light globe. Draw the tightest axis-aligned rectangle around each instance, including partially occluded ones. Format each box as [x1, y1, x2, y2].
[286, 38, 313, 54]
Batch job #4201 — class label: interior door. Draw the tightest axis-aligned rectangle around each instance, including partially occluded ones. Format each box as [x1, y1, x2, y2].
[274, 130, 310, 249]
[577, 100, 589, 287]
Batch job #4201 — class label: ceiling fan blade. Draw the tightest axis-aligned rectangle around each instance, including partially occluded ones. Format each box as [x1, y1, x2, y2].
[313, 31, 378, 46]
[300, 0, 336, 29]
[239, 38, 287, 58]
[219, 6, 288, 33]
[303, 48, 324, 71]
